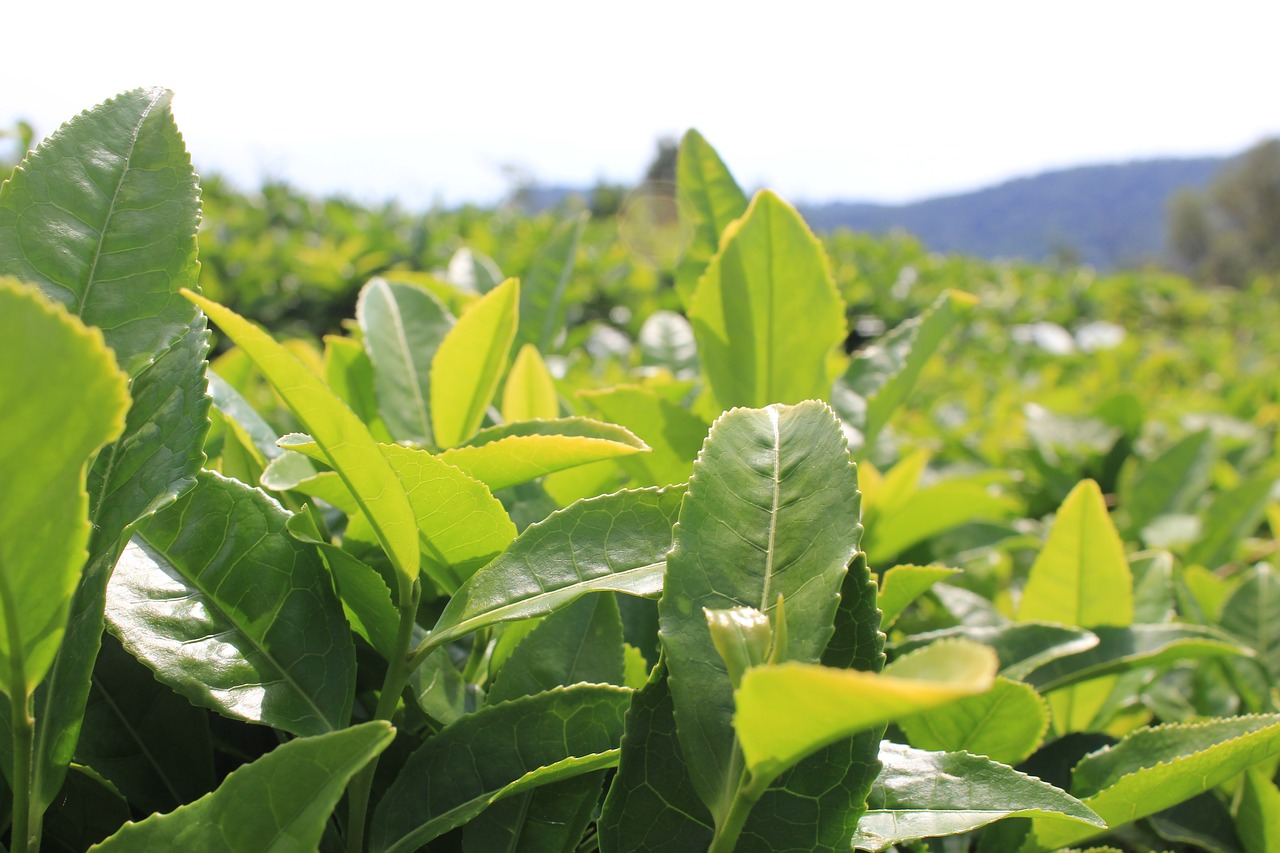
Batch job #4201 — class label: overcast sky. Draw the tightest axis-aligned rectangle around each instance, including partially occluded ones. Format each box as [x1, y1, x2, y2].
[5, 1, 1280, 208]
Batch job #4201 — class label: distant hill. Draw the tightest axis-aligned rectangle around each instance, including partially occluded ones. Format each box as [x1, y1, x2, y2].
[797, 157, 1226, 268]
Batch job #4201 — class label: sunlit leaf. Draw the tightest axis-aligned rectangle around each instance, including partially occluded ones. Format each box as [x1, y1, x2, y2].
[431, 277, 519, 448]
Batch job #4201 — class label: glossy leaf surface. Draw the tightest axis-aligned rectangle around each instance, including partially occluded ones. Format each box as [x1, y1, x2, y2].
[107, 472, 355, 735]
[90, 722, 393, 852]
[735, 640, 998, 781]
[688, 192, 846, 410]
[424, 486, 683, 653]
[431, 276, 519, 448]
[439, 417, 649, 491]
[187, 291, 421, 589]
[0, 88, 199, 376]
[357, 277, 453, 445]
[371, 685, 631, 853]
[852, 741, 1103, 852]
[658, 402, 861, 818]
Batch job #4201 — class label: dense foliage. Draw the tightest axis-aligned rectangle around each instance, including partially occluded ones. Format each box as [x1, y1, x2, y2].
[1, 90, 1278, 853]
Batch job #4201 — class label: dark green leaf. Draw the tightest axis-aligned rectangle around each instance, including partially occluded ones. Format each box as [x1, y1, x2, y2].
[370, 684, 631, 853]
[0, 88, 200, 376]
[659, 402, 861, 822]
[43, 764, 130, 852]
[422, 486, 683, 654]
[1219, 562, 1280, 676]
[90, 722, 393, 852]
[74, 633, 214, 814]
[1185, 471, 1277, 570]
[1121, 429, 1215, 541]
[488, 594, 625, 703]
[106, 472, 355, 735]
[892, 622, 1099, 682]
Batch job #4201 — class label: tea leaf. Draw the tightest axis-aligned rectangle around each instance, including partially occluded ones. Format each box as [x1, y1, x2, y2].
[107, 472, 355, 735]
[0, 281, 128, 696]
[658, 402, 861, 820]
[674, 129, 748, 307]
[688, 192, 846, 410]
[357, 277, 453, 445]
[878, 565, 961, 630]
[502, 343, 560, 422]
[0, 88, 199, 376]
[899, 676, 1049, 765]
[90, 721, 393, 852]
[440, 417, 649, 491]
[852, 741, 1103, 852]
[431, 277, 519, 448]
[517, 214, 586, 351]
[424, 486, 683, 653]
[370, 685, 631, 853]
[187, 291, 421, 592]
[735, 640, 997, 782]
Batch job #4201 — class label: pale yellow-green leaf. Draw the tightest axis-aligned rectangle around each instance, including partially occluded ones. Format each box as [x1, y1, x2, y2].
[502, 344, 559, 422]
[878, 565, 962, 629]
[184, 291, 420, 594]
[734, 639, 997, 782]
[0, 281, 130, 695]
[899, 676, 1049, 765]
[1238, 766, 1280, 853]
[431, 277, 519, 448]
[439, 418, 649, 492]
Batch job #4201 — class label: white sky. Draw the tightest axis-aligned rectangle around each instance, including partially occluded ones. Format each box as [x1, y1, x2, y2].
[6, 1, 1280, 208]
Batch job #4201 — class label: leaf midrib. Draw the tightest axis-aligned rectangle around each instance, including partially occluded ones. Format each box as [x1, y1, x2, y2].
[77, 92, 161, 318]
[89, 673, 186, 806]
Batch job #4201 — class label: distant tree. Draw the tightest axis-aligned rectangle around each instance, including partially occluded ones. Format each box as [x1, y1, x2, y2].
[1169, 138, 1280, 285]
[642, 136, 679, 187]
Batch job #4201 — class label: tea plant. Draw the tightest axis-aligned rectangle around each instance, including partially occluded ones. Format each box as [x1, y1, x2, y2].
[1, 88, 1278, 853]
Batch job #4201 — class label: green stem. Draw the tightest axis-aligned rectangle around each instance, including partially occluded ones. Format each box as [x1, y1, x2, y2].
[346, 580, 421, 853]
[1, 563, 36, 853]
[460, 628, 491, 685]
[707, 769, 770, 853]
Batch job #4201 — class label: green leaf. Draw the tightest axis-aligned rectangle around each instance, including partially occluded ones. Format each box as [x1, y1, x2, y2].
[1237, 767, 1280, 853]
[1220, 563, 1280, 676]
[370, 684, 631, 853]
[865, 481, 1017, 565]
[0, 88, 199, 376]
[323, 334, 392, 442]
[687, 191, 846, 410]
[286, 508, 398, 659]
[517, 214, 586, 351]
[208, 370, 280, 468]
[1186, 470, 1278, 570]
[90, 721, 393, 852]
[598, 663, 714, 853]
[823, 553, 884, 670]
[734, 640, 998, 783]
[43, 763, 130, 851]
[29, 310, 209, 814]
[466, 594, 624, 852]
[357, 277, 454, 445]
[502, 343, 560, 422]
[277, 437, 516, 592]
[1024, 624, 1256, 693]
[894, 622, 1099, 681]
[431, 277, 519, 448]
[658, 402, 861, 820]
[1121, 429, 1216, 540]
[878, 565, 961, 630]
[852, 741, 1104, 852]
[674, 129, 748, 308]
[839, 290, 978, 448]
[579, 384, 708, 488]
[1025, 715, 1280, 851]
[439, 417, 650, 492]
[186, 291, 421, 592]
[421, 486, 683, 654]
[106, 472, 356, 736]
[488, 593, 625, 703]
[73, 633, 214, 814]
[899, 676, 1049, 765]
[0, 281, 129, 696]
[1018, 480, 1134, 628]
